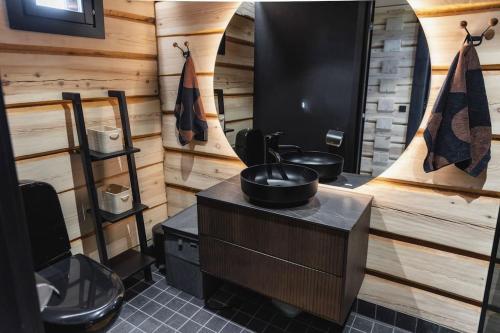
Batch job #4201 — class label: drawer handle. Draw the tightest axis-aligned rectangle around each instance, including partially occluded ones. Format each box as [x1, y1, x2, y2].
[109, 133, 120, 140]
[178, 239, 183, 251]
[120, 195, 130, 202]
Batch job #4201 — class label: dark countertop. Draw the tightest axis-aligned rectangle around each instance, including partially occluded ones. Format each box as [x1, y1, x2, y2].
[162, 204, 198, 237]
[197, 174, 373, 233]
[322, 172, 372, 189]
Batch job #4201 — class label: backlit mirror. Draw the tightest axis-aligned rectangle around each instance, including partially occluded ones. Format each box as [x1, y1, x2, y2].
[214, 0, 430, 180]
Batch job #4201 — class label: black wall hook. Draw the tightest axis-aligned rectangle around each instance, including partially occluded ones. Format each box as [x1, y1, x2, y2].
[461, 18, 498, 46]
[173, 41, 190, 58]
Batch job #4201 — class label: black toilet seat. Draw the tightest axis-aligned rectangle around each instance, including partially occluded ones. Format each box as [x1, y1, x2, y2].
[38, 254, 124, 327]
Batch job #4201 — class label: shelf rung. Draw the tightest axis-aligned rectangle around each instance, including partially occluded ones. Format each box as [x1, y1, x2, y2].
[90, 147, 140, 161]
[99, 203, 148, 223]
[108, 249, 155, 281]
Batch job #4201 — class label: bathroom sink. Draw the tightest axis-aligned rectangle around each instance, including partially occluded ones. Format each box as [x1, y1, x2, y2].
[240, 163, 319, 207]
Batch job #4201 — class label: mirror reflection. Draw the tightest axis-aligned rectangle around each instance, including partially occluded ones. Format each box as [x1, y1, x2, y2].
[215, 0, 430, 181]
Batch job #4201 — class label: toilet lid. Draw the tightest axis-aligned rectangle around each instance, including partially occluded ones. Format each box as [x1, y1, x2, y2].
[38, 254, 124, 325]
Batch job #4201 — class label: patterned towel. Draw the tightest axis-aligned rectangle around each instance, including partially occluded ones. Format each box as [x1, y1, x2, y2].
[423, 43, 491, 177]
[174, 55, 208, 145]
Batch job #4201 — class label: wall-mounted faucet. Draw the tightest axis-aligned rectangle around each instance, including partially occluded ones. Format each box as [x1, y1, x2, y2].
[326, 129, 344, 148]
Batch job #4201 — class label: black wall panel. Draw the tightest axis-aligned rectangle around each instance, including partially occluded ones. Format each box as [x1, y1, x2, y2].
[254, 2, 372, 172]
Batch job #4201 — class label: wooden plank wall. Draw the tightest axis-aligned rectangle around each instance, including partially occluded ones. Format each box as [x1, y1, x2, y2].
[156, 1, 500, 332]
[215, 7, 254, 146]
[361, 0, 419, 176]
[0, 0, 167, 260]
[156, 1, 246, 218]
[356, 1, 500, 331]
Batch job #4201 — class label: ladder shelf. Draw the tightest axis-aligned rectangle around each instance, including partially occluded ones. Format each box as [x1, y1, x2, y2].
[62, 90, 154, 282]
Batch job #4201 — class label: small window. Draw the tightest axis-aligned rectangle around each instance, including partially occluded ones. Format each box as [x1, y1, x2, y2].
[6, 0, 105, 39]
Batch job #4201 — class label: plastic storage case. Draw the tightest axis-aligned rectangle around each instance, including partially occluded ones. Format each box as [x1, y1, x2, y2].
[161, 205, 204, 299]
[98, 184, 132, 214]
[87, 126, 123, 153]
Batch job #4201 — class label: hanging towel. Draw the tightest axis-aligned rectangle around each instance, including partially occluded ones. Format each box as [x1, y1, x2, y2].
[174, 54, 208, 145]
[423, 43, 491, 177]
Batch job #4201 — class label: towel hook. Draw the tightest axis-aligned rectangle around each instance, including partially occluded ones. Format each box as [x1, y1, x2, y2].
[460, 18, 498, 46]
[173, 41, 190, 58]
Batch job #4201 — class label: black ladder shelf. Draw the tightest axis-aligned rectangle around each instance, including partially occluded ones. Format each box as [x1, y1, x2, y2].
[63, 91, 154, 281]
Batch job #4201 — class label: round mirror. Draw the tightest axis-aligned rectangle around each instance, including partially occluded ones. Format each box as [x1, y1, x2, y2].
[214, 0, 430, 182]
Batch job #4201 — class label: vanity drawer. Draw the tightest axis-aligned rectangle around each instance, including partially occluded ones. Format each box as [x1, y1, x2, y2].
[198, 201, 345, 276]
[200, 236, 343, 323]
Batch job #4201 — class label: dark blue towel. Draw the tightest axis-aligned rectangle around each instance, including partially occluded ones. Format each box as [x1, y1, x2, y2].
[174, 55, 208, 145]
[423, 44, 491, 177]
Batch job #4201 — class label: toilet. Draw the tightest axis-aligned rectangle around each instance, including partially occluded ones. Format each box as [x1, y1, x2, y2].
[20, 180, 125, 333]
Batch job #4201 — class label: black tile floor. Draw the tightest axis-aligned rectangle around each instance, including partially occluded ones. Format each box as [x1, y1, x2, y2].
[107, 269, 414, 333]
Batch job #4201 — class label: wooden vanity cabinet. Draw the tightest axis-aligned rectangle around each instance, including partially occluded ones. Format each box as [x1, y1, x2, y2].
[197, 177, 372, 324]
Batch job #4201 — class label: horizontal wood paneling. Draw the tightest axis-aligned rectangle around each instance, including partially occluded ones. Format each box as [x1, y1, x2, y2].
[59, 190, 80, 240]
[89, 136, 164, 184]
[223, 95, 254, 122]
[380, 136, 500, 195]
[410, 0, 500, 14]
[162, 114, 238, 158]
[104, 0, 156, 22]
[16, 152, 74, 193]
[166, 186, 197, 217]
[235, 3, 255, 19]
[16, 135, 163, 193]
[1, 53, 158, 104]
[155, 2, 240, 36]
[214, 66, 254, 94]
[164, 150, 244, 190]
[217, 41, 254, 68]
[0, 6, 156, 57]
[75, 162, 167, 237]
[8, 97, 160, 158]
[419, 10, 500, 67]
[159, 75, 217, 115]
[3, 0, 165, 263]
[367, 234, 488, 301]
[26, 153, 164, 244]
[225, 14, 255, 43]
[352, 180, 498, 255]
[158, 34, 223, 75]
[81, 203, 168, 261]
[359, 274, 480, 332]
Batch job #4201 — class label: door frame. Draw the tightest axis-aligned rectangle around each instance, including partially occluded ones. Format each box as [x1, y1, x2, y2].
[0, 84, 44, 332]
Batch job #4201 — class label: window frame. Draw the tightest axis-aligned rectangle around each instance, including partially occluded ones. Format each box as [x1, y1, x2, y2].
[5, 0, 105, 39]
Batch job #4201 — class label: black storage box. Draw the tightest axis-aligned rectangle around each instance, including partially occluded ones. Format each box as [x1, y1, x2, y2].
[161, 205, 204, 299]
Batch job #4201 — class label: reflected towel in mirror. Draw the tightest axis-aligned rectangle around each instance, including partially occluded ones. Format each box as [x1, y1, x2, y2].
[174, 54, 208, 145]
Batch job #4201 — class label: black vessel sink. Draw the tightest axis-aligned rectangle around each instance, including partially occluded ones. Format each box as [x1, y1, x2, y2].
[240, 163, 319, 207]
